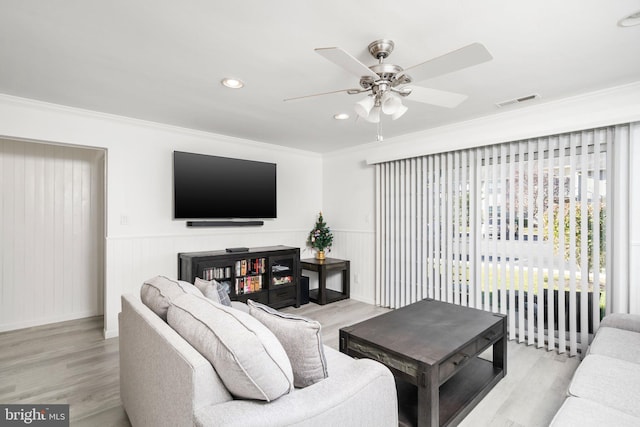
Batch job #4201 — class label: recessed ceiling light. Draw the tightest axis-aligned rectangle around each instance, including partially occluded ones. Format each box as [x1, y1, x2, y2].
[221, 78, 244, 89]
[618, 10, 640, 27]
[333, 113, 350, 120]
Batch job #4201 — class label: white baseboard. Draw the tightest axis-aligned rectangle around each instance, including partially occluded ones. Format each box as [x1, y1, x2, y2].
[104, 327, 119, 339]
[349, 294, 375, 306]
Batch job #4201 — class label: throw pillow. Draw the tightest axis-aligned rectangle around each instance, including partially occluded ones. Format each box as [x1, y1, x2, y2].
[247, 299, 328, 388]
[167, 293, 294, 401]
[194, 277, 232, 306]
[140, 275, 203, 321]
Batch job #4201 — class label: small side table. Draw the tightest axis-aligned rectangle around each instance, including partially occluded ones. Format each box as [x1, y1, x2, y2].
[300, 258, 350, 305]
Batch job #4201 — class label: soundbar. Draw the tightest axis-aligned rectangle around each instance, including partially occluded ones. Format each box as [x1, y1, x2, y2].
[186, 221, 264, 227]
[226, 247, 249, 253]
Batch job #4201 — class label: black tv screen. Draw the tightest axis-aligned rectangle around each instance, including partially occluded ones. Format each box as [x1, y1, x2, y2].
[173, 151, 277, 219]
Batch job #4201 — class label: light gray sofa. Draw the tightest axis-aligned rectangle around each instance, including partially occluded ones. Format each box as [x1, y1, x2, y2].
[119, 294, 398, 427]
[550, 313, 640, 426]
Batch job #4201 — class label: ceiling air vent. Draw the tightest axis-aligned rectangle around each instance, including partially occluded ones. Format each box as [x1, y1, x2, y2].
[496, 94, 540, 108]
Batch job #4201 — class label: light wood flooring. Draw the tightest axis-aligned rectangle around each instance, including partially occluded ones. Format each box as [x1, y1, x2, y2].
[0, 299, 580, 426]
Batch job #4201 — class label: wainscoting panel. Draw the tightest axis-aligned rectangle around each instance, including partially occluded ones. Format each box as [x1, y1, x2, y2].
[328, 230, 376, 305]
[0, 139, 105, 332]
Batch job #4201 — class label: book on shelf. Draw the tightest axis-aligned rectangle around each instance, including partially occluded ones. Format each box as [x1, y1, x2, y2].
[235, 258, 267, 276]
[235, 275, 263, 294]
[235, 260, 246, 276]
[247, 258, 266, 275]
[202, 266, 231, 281]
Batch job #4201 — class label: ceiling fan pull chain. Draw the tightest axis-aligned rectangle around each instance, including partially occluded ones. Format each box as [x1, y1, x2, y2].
[377, 120, 384, 142]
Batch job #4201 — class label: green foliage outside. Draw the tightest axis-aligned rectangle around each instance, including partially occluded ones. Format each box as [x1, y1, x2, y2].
[447, 261, 607, 316]
[547, 202, 606, 271]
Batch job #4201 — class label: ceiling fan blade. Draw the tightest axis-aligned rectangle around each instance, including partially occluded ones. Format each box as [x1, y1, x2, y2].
[404, 86, 468, 108]
[283, 88, 364, 102]
[315, 47, 379, 80]
[399, 43, 492, 83]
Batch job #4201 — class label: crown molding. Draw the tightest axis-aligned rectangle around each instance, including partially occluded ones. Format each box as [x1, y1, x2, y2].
[0, 93, 322, 158]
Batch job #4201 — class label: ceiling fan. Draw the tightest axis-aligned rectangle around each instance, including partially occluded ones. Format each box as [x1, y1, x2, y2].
[285, 39, 492, 127]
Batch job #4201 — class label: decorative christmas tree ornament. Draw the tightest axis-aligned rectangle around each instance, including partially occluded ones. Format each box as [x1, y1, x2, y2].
[307, 212, 333, 260]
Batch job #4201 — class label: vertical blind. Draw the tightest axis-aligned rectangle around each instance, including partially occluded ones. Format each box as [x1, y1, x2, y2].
[375, 128, 611, 355]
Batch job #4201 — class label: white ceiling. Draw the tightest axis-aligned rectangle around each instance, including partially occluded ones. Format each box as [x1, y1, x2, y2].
[1, 1, 639, 153]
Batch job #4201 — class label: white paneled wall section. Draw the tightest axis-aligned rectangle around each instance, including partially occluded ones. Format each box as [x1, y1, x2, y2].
[329, 230, 376, 304]
[0, 138, 105, 332]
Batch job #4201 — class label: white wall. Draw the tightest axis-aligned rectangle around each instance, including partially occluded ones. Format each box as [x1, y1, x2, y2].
[324, 81, 640, 307]
[0, 95, 323, 337]
[321, 150, 377, 303]
[0, 138, 104, 331]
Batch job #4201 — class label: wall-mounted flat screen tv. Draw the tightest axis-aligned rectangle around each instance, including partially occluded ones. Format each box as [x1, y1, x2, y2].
[173, 151, 277, 219]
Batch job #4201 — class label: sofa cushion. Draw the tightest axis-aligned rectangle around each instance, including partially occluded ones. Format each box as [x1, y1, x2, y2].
[599, 313, 640, 333]
[568, 354, 640, 418]
[192, 346, 399, 427]
[140, 275, 203, 321]
[550, 397, 640, 427]
[589, 326, 640, 364]
[230, 301, 250, 313]
[194, 277, 232, 306]
[167, 293, 294, 402]
[248, 299, 328, 388]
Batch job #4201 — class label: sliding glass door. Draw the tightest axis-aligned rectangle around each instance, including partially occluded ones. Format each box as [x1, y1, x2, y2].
[375, 128, 610, 355]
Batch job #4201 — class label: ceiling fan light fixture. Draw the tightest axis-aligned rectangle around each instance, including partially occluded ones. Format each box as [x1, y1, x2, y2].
[381, 92, 403, 115]
[363, 106, 381, 123]
[354, 96, 375, 119]
[221, 78, 245, 89]
[291, 39, 492, 138]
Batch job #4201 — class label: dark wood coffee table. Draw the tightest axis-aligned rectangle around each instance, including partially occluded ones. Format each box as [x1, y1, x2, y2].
[339, 299, 506, 427]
